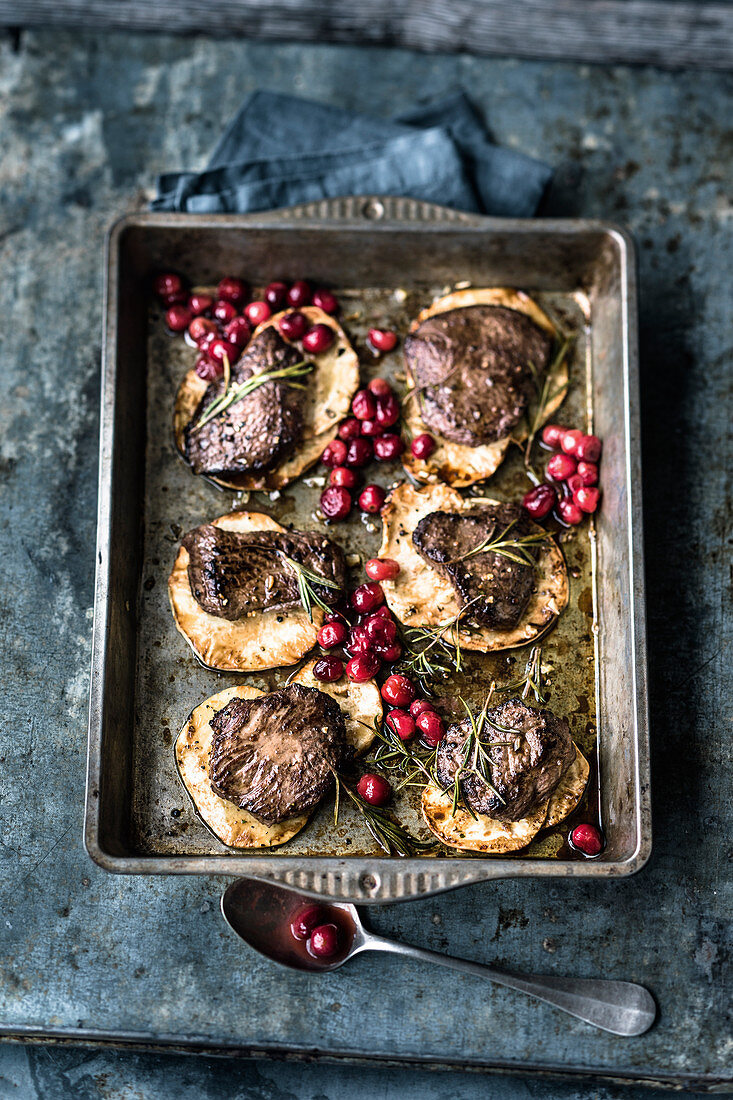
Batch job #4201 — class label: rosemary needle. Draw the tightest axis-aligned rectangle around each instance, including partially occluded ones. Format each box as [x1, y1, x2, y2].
[281, 555, 340, 622]
[335, 776, 437, 856]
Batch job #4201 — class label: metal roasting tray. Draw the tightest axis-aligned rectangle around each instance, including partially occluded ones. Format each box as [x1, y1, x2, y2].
[85, 196, 651, 903]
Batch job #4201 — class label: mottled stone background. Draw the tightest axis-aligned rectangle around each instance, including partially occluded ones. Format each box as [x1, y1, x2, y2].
[0, 27, 730, 1099]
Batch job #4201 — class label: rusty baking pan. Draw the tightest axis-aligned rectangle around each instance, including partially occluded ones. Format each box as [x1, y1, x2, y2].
[85, 196, 651, 902]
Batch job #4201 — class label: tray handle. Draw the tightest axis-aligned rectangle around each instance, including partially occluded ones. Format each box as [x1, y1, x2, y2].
[256, 194, 483, 227]
[240, 863, 508, 905]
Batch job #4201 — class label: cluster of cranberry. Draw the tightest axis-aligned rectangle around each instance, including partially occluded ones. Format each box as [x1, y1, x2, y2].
[311, 555, 445, 807]
[153, 272, 341, 382]
[290, 904, 343, 958]
[318, 367, 437, 523]
[522, 424, 603, 526]
[319, 372, 409, 522]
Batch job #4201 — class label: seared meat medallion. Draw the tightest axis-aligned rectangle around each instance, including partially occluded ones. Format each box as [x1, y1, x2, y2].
[404, 304, 552, 447]
[183, 523, 345, 620]
[209, 683, 347, 824]
[184, 328, 305, 477]
[412, 502, 539, 631]
[435, 696, 575, 822]
[431, 695, 572, 827]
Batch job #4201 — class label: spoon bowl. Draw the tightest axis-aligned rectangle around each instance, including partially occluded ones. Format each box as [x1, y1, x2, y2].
[222, 877, 366, 973]
[222, 876, 656, 1036]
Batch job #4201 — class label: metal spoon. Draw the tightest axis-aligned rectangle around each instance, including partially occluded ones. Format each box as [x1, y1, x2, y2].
[221, 878, 656, 1037]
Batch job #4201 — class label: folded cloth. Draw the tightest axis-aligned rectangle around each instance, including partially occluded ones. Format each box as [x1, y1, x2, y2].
[152, 89, 551, 218]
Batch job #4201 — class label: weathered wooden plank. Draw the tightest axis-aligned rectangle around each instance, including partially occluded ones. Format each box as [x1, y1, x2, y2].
[2, 0, 732, 70]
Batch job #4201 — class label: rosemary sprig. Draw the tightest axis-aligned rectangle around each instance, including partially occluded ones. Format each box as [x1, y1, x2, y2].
[192, 359, 314, 431]
[443, 518, 548, 567]
[335, 776, 437, 856]
[370, 718, 439, 791]
[493, 645, 548, 704]
[281, 555, 340, 622]
[400, 597, 482, 690]
[445, 691, 516, 816]
[524, 336, 571, 465]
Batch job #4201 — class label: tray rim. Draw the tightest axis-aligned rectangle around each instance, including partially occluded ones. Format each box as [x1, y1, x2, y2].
[85, 197, 651, 901]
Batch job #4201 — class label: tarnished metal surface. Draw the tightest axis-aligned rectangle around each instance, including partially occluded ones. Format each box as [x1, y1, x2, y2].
[0, 27, 730, 1092]
[85, 200, 650, 900]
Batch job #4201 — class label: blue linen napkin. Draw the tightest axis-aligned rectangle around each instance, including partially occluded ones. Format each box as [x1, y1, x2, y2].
[152, 89, 551, 217]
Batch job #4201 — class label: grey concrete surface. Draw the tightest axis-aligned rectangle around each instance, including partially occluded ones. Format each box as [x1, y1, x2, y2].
[0, 27, 730, 1097]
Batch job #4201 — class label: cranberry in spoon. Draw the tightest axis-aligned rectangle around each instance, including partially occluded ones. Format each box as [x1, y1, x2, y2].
[221, 878, 656, 1034]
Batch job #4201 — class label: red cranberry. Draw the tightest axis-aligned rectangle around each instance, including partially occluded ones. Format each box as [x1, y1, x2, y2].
[303, 323, 335, 354]
[411, 433, 435, 460]
[386, 709, 416, 741]
[312, 289, 339, 314]
[346, 625, 371, 656]
[209, 338, 240, 366]
[373, 434, 404, 461]
[287, 280, 312, 308]
[367, 377, 393, 398]
[162, 289, 188, 306]
[576, 434, 603, 463]
[561, 429, 584, 456]
[546, 452, 577, 481]
[188, 292, 214, 315]
[409, 699, 433, 719]
[365, 614, 397, 647]
[352, 389, 377, 421]
[320, 486, 352, 522]
[371, 606, 392, 620]
[224, 316, 252, 348]
[290, 905, 325, 941]
[577, 461, 599, 486]
[381, 673, 416, 708]
[313, 655, 344, 682]
[195, 356, 222, 381]
[317, 621, 347, 650]
[566, 474, 584, 495]
[309, 923, 340, 958]
[346, 654, 381, 682]
[217, 277, 248, 307]
[359, 484, 386, 513]
[368, 328, 398, 353]
[351, 582, 384, 614]
[278, 311, 309, 341]
[365, 557, 400, 581]
[197, 332, 216, 355]
[165, 304, 192, 332]
[321, 439, 348, 467]
[541, 423, 565, 448]
[154, 272, 185, 300]
[557, 498, 584, 526]
[244, 300, 271, 326]
[265, 281, 289, 309]
[338, 417, 362, 441]
[359, 418, 381, 437]
[380, 642, 402, 662]
[569, 823, 604, 857]
[188, 316, 217, 344]
[574, 486, 601, 513]
[330, 466, 359, 489]
[357, 773, 392, 806]
[213, 299, 238, 325]
[522, 483, 556, 519]
[417, 710, 445, 746]
[345, 437, 373, 468]
[375, 393, 400, 429]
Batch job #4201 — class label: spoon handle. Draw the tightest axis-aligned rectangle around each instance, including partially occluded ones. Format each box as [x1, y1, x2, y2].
[363, 936, 656, 1036]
